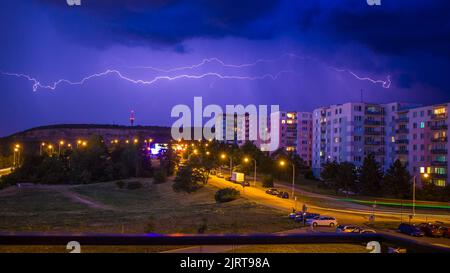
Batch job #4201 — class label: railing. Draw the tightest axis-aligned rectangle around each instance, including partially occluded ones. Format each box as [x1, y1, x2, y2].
[395, 150, 409, 155]
[396, 129, 409, 134]
[431, 149, 448, 154]
[431, 113, 447, 120]
[395, 117, 409, 123]
[364, 120, 383, 126]
[365, 110, 383, 115]
[364, 131, 383, 136]
[395, 139, 409, 144]
[431, 125, 448, 131]
[0, 232, 448, 253]
[431, 161, 448, 166]
[364, 141, 382, 146]
[431, 173, 448, 179]
[431, 137, 448, 143]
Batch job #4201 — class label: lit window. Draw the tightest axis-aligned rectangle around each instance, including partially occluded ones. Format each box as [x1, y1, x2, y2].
[420, 122, 425, 129]
[391, 136, 395, 143]
[420, 167, 425, 174]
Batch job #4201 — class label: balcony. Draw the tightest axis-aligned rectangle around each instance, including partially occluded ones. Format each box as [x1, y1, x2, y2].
[430, 149, 448, 154]
[395, 150, 409, 155]
[395, 139, 409, 144]
[395, 117, 409, 123]
[395, 128, 409, 134]
[365, 110, 383, 115]
[364, 120, 383, 126]
[431, 124, 448, 131]
[364, 141, 382, 146]
[431, 113, 447, 120]
[364, 131, 383, 136]
[431, 161, 448, 166]
[431, 173, 448, 179]
[431, 137, 448, 143]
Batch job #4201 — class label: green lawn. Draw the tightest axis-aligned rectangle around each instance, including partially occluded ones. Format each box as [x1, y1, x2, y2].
[0, 179, 299, 235]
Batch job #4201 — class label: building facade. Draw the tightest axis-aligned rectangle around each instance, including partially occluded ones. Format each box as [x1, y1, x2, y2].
[312, 102, 450, 187]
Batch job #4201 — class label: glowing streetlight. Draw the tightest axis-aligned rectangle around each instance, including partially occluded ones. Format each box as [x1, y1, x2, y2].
[221, 153, 233, 177]
[40, 142, 46, 156]
[244, 157, 257, 187]
[279, 159, 295, 200]
[58, 141, 65, 156]
[412, 170, 430, 216]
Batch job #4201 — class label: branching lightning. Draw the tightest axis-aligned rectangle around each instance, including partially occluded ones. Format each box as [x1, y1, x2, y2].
[0, 52, 391, 91]
[1, 70, 294, 92]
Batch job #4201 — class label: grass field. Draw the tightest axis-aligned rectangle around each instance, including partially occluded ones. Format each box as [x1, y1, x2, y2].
[0, 178, 299, 235]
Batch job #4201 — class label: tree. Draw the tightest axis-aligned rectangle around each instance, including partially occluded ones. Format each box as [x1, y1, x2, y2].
[358, 154, 383, 196]
[320, 161, 339, 182]
[335, 162, 357, 195]
[172, 166, 208, 193]
[382, 159, 411, 198]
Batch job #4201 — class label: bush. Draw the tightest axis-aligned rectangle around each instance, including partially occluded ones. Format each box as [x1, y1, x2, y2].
[262, 175, 274, 188]
[153, 169, 167, 184]
[304, 169, 316, 180]
[215, 188, 240, 203]
[116, 180, 125, 189]
[126, 181, 143, 190]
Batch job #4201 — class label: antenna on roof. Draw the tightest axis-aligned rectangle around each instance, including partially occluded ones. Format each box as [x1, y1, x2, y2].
[130, 110, 135, 126]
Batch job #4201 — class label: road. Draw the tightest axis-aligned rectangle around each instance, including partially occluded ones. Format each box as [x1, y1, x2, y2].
[205, 175, 450, 249]
[209, 176, 450, 224]
[0, 167, 12, 177]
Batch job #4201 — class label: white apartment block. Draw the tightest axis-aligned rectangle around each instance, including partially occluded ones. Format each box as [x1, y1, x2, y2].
[312, 102, 450, 187]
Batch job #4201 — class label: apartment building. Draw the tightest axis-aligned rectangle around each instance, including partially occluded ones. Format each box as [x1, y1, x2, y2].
[297, 112, 313, 165]
[312, 101, 450, 187]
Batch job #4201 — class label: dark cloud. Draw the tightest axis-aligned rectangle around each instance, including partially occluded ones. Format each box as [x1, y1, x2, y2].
[38, 0, 279, 48]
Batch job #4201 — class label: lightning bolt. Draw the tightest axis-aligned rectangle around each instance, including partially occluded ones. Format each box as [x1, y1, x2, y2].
[0, 53, 391, 91]
[330, 67, 391, 88]
[0, 70, 294, 92]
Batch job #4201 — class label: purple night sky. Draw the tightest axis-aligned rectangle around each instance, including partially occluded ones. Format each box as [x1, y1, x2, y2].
[0, 0, 449, 136]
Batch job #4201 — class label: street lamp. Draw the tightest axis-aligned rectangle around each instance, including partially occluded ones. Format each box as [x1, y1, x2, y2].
[244, 157, 257, 187]
[221, 153, 233, 177]
[59, 141, 65, 156]
[40, 142, 45, 156]
[279, 159, 296, 199]
[412, 171, 429, 216]
[48, 144, 54, 156]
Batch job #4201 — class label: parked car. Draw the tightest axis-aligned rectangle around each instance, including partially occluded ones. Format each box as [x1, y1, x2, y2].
[295, 212, 320, 222]
[336, 225, 359, 233]
[217, 172, 224, 178]
[418, 223, 444, 237]
[289, 211, 303, 219]
[241, 181, 250, 187]
[277, 191, 289, 199]
[265, 188, 280, 195]
[306, 216, 338, 227]
[440, 227, 449, 238]
[210, 169, 217, 175]
[352, 227, 377, 234]
[398, 223, 424, 237]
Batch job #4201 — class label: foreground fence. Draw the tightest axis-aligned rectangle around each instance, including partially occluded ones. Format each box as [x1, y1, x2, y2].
[0, 232, 449, 253]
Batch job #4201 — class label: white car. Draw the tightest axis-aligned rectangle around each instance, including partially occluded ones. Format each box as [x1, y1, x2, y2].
[306, 216, 338, 227]
[336, 225, 359, 233]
